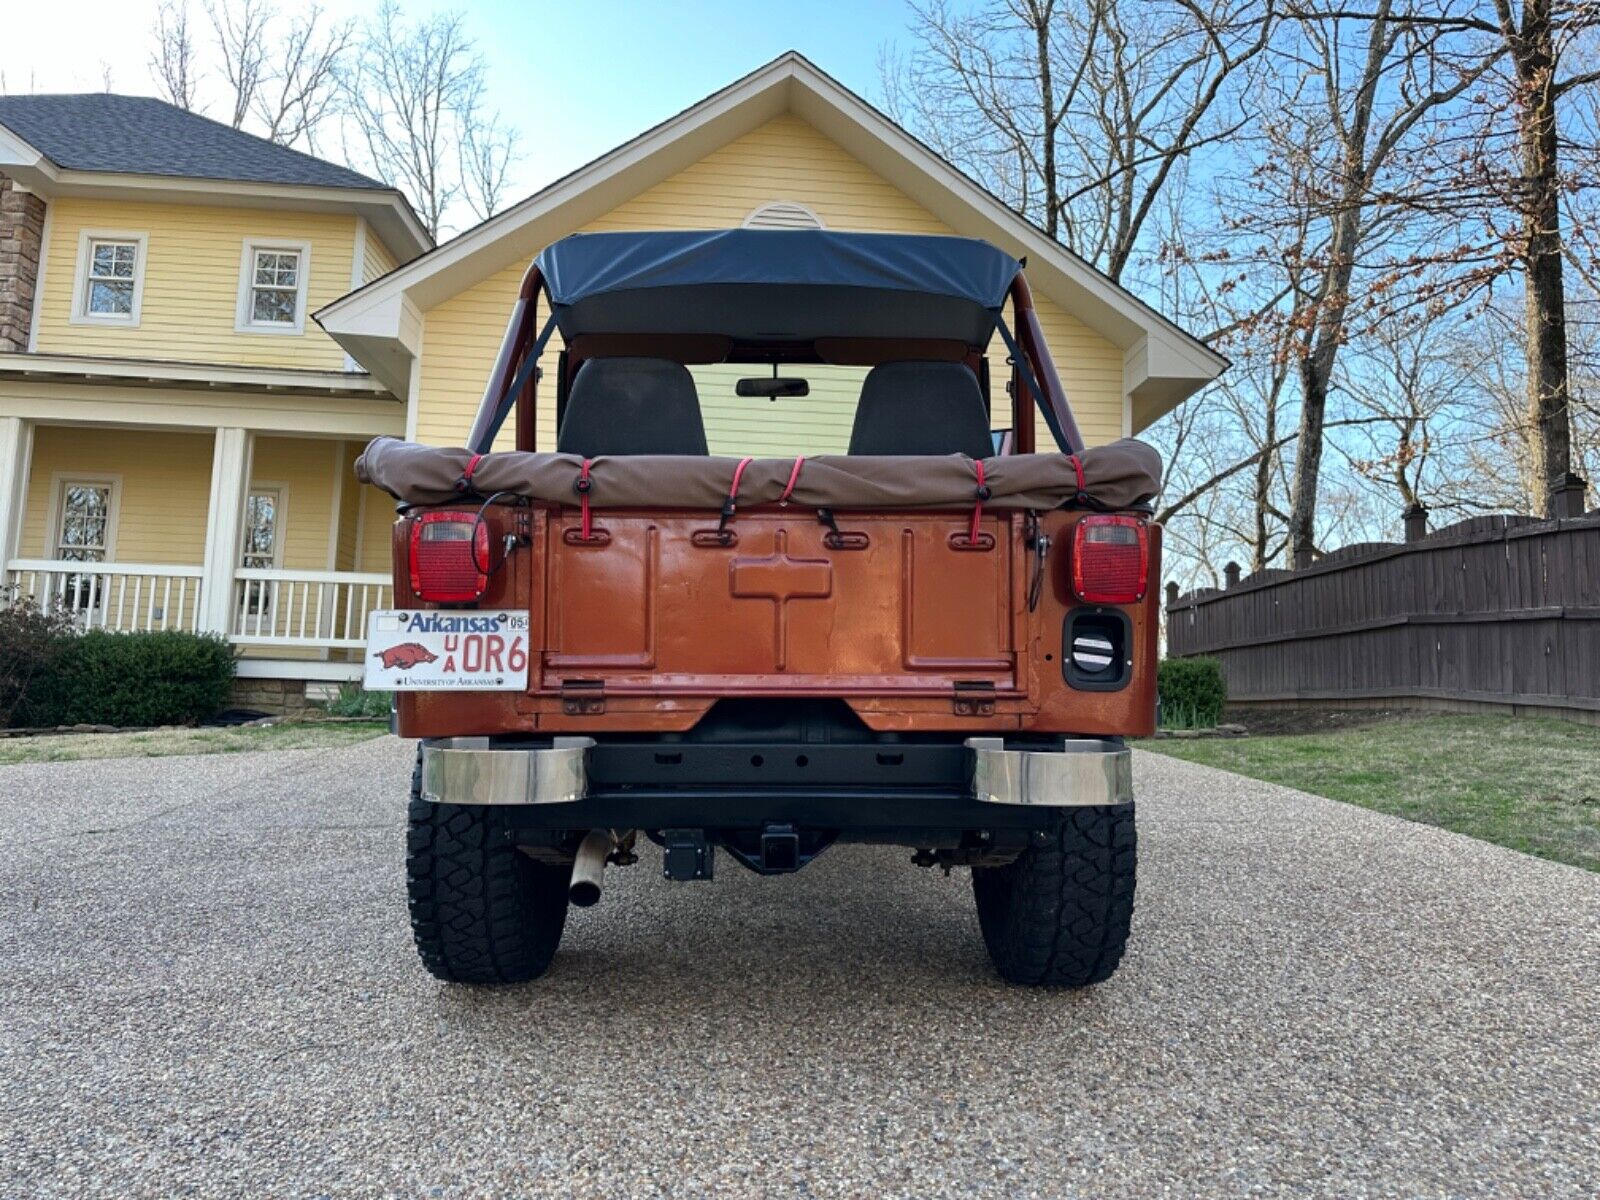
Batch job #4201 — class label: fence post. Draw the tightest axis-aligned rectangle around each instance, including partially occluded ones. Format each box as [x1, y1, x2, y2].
[1224, 561, 1241, 588]
[1403, 502, 1429, 542]
[1550, 473, 1589, 519]
[1164, 580, 1179, 609]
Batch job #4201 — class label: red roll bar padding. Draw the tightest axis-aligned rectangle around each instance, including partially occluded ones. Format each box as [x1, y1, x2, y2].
[1008, 274, 1084, 454]
[468, 262, 545, 453]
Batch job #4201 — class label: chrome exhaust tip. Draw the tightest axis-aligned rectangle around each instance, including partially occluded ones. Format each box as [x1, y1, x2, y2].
[568, 829, 611, 907]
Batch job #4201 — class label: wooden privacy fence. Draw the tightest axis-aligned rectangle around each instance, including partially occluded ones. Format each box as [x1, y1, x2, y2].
[1165, 501, 1600, 718]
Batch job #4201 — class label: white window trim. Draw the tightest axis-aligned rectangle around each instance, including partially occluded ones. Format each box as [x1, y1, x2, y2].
[235, 239, 312, 336]
[241, 481, 289, 569]
[44, 472, 122, 562]
[68, 230, 148, 328]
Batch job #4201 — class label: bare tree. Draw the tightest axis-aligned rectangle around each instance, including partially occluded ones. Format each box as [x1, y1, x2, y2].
[885, 0, 1275, 283]
[205, 0, 269, 129]
[343, 2, 514, 236]
[251, 6, 353, 151]
[1232, 1, 1497, 564]
[458, 76, 518, 222]
[150, 0, 199, 110]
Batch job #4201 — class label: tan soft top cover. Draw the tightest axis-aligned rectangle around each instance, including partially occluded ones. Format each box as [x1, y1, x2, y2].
[354, 436, 1163, 513]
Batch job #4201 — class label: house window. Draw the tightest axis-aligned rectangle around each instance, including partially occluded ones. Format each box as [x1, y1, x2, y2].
[54, 479, 116, 613]
[56, 481, 113, 562]
[236, 242, 311, 334]
[239, 486, 283, 617]
[70, 232, 147, 326]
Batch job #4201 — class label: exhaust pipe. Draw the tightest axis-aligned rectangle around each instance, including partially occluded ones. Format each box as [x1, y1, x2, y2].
[568, 830, 611, 908]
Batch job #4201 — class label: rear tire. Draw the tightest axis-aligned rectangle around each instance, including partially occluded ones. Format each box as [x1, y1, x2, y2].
[405, 751, 570, 984]
[971, 804, 1135, 987]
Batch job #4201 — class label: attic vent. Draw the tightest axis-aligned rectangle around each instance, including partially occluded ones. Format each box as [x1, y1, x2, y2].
[743, 201, 825, 230]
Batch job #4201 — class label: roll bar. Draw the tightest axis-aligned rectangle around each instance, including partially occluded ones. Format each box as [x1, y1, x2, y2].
[465, 261, 1085, 456]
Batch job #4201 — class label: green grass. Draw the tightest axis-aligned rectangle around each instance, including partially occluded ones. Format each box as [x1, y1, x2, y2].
[1140, 714, 1600, 872]
[0, 720, 389, 766]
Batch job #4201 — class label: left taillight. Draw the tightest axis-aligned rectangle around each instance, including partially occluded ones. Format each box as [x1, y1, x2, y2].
[1071, 515, 1149, 605]
[409, 511, 488, 603]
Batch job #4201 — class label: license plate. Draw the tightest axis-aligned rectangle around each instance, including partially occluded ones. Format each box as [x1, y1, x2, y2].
[364, 609, 530, 691]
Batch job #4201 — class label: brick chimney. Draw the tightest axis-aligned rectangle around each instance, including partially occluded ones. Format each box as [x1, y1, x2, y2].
[0, 172, 46, 352]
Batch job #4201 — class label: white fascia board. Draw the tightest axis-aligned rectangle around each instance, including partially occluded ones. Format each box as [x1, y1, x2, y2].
[0, 379, 404, 438]
[315, 290, 421, 396]
[0, 353, 390, 395]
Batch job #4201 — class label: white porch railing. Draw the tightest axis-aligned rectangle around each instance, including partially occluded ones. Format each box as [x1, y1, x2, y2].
[4, 560, 393, 655]
[5, 559, 206, 633]
[229, 568, 392, 650]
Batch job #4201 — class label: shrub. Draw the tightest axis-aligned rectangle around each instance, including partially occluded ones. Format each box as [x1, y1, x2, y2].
[322, 684, 393, 719]
[1158, 656, 1227, 729]
[22, 630, 236, 728]
[0, 589, 74, 728]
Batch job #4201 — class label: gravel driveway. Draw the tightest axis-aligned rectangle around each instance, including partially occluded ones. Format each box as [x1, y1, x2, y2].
[1, 736, 1596, 1198]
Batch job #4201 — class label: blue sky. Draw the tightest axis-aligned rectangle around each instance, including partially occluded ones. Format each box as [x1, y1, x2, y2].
[3, 0, 915, 200]
[476, 0, 909, 192]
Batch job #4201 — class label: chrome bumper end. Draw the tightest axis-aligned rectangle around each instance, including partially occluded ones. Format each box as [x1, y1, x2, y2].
[965, 737, 1132, 807]
[419, 737, 595, 806]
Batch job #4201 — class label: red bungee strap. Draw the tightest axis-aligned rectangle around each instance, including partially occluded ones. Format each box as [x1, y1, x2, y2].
[1069, 453, 1087, 504]
[778, 456, 806, 505]
[456, 452, 484, 493]
[575, 458, 593, 539]
[720, 456, 755, 532]
[970, 459, 990, 542]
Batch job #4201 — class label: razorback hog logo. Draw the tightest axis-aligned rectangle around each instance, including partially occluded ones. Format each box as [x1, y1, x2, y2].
[374, 642, 438, 670]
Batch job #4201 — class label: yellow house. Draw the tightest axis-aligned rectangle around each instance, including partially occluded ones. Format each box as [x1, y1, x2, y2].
[0, 93, 431, 705]
[1, 56, 1221, 707]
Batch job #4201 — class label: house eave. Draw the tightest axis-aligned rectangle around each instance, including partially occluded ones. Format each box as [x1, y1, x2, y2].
[0, 351, 397, 398]
[0, 136, 431, 260]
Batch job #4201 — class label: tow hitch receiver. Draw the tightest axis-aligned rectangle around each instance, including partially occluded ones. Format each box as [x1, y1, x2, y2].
[723, 823, 834, 876]
[661, 829, 713, 881]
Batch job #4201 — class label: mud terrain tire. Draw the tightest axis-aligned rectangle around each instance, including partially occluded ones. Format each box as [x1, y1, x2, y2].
[971, 804, 1135, 987]
[405, 752, 570, 984]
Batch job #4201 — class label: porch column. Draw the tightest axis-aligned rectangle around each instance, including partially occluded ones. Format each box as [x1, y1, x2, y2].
[0, 416, 33, 575]
[198, 426, 253, 635]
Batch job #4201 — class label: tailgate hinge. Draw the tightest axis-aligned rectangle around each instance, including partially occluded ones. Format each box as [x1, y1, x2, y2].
[952, 681, 996, 717]
[560, 679, 606, 715]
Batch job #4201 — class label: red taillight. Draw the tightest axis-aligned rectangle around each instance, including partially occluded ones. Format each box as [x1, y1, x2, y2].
[409, 512, 489, 603]
[1072, 515, 1149, 604]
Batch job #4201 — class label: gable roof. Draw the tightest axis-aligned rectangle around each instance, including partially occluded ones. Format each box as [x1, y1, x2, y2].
[0, 93, 431, 259]
[0, 93, 384, 190]
[316, 52, 1225, 422]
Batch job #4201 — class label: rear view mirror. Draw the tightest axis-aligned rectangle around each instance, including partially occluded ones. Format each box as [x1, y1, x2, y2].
[736, 377, 810, 399]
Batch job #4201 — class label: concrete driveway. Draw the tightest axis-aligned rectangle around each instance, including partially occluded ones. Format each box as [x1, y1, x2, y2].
[1, 737, 1596, 1199]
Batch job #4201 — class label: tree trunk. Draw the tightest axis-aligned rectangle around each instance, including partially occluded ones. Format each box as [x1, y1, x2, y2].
[1516, 23, 1573, 516]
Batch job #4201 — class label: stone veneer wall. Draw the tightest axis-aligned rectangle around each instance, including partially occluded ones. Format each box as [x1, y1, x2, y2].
[0, 171, 46, 352]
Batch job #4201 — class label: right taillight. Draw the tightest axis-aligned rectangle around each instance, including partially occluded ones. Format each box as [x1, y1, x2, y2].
[409, 511, 488, 603]
[1072, 515, 1149, 604]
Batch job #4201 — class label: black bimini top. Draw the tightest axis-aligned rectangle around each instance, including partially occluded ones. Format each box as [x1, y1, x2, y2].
[534, 230, 1021, 346]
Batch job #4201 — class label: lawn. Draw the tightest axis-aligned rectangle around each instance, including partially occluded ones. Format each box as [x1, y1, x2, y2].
[0, 721, 389, 766]
[1141, 714, 1600, 872]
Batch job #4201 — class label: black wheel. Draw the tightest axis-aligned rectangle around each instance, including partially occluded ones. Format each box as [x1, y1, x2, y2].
[971, 804, 1136, 987]
[405, 750, 570, 984]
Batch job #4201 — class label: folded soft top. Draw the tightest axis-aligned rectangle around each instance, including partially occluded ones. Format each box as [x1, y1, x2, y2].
[354, 437, 1163, 513]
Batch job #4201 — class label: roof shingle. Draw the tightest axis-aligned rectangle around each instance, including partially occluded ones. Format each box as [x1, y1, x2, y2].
[0, 93, 388, 191]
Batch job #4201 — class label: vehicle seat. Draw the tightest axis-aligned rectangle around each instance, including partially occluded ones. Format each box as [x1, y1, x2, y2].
[557, 356, 710, 456]
[847, 361, 993, 458]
